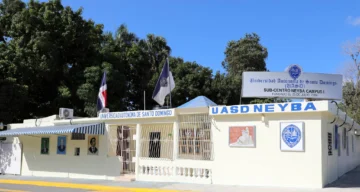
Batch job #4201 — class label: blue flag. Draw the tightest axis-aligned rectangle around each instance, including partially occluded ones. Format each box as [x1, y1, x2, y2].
[152, 59, 175, 106]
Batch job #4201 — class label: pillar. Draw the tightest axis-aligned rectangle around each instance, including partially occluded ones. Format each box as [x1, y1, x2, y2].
[135, 123, 141, 180]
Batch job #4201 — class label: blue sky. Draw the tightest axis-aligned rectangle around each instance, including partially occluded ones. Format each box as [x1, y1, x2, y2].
[57, 1, 359, 74]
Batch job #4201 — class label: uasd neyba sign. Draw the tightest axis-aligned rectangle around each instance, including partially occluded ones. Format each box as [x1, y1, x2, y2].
[241, 64, 343, 100]
[209, 102, 318, 115]
[99, 109, 175, 119]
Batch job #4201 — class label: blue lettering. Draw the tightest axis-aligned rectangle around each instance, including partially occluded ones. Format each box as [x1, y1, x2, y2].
[254, 105, 262, 112]
[291, 103, 301, 111]
[304, 102, 316, 111]
[265, 104, 274, 112]
[221, 107, 228, 114]
[211, 107, 218, 114]
[241, 106, 249, 113]
[230, 106, 238, 113]
[278, 103, 288, 111]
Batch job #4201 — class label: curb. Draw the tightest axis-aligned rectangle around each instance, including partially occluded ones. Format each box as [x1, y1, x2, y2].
[0, 179, 185, 192]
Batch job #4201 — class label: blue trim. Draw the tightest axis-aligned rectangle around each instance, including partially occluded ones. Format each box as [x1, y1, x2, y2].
[0, 123, 106, 136]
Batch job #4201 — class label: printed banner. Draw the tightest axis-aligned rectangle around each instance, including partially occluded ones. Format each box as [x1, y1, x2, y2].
[88, 135, 99, 155]
[57, 136, 67, 155]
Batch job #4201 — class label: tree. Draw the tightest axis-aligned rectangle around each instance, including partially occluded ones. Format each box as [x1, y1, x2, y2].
[340, 38, 360, 122]
[169, 57, 213, 107]
[0, 0, 104, 120]
[0, 0, 289, 123]
[222, 33, 268, 76]
[218, 33, 270, 105]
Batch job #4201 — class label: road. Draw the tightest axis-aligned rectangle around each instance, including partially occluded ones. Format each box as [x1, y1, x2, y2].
[1, 166, 360, 192]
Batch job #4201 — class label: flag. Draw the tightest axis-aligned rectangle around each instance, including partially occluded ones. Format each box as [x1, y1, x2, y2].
[97, 72, 107, 112]
[152, 59, 175, 106]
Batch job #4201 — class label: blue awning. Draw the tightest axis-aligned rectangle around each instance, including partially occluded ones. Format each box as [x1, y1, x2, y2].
[0, 123, 105, 136]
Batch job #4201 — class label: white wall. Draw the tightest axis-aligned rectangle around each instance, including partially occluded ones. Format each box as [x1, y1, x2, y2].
[18, 132, 122, 180]
[323, 113, 360, 186]
[211, 112, 324, 188]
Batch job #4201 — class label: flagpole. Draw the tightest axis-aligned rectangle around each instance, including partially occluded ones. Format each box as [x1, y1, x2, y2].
[144, 90, 146, 110]
[167, 57, 172, 108]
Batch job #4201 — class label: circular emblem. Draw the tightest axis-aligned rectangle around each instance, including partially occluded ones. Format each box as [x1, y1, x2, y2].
[160, 77, 168, 87]
[287, 64, 302, 80]
[282, 124, 301, 148]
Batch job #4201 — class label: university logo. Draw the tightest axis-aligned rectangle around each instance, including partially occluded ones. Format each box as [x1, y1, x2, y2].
[287, 64, 302, 80]
[160, 77, 168, 87]
[282, 124, 301, 148]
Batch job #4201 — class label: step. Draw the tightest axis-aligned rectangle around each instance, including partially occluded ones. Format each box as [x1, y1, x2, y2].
[114, 174, 135, 182]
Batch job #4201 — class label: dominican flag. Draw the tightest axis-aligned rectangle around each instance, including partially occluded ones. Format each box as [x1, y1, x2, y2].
[152, 59, 175, 106]
[97, 72, 107, 112]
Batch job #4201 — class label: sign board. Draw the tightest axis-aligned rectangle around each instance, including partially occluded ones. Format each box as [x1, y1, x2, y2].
[99, 109, 175, 120]
[328, 132, 333, 156]
[209, 101, 321, 116]
[241, 64, 343, 100]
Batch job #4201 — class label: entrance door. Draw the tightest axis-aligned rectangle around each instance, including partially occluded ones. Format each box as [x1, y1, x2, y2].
[117, 125, 136, 174]
[149, 132, 161, 158]
[0, 143, 22, 175]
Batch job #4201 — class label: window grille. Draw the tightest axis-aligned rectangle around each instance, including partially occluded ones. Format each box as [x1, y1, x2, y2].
[140, 124, 173, 160]
[178, 114, 213, 160]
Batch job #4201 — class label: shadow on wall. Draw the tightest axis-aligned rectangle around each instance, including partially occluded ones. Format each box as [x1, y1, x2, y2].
[0, 143, 14, 174]
[326, 166, 360, 188]
[21, 135, 121, 178]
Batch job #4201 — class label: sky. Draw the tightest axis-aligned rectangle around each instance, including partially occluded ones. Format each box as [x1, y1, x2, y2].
[52, 1, 359, 75]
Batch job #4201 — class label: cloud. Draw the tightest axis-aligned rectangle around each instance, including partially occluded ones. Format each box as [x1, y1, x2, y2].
[346, 16, 360, 26]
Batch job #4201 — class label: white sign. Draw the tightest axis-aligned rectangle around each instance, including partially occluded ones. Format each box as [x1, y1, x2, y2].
[98, 109, 175, 119]
[209, 102, 321, 116]
[280, 122, 305, 152]
[242, 65, 343, 100]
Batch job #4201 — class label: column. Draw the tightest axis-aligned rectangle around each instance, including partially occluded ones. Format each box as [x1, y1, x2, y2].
[173, 116, 179, 160]
[135, 123, 141, 180]
[172, 116, 179, 177]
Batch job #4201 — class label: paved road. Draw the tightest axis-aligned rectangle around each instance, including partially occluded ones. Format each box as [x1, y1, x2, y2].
[1, 166, 360, 192]
[0, 184, 89, 192]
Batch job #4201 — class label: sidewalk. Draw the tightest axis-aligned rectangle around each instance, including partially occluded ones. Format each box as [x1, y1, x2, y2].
[1, 167, 360, 192]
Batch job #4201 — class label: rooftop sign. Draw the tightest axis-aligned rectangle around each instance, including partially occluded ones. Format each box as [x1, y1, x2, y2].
[209, 101, 325, 116]
[98, 109, 175, 120]
[241, 64, 343, 100]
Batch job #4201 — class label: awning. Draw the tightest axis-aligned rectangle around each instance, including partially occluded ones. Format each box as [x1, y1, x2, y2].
[0, 123, 105, 136]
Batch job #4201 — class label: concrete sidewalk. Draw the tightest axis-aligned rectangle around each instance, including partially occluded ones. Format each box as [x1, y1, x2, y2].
[1, 167, 360, 192]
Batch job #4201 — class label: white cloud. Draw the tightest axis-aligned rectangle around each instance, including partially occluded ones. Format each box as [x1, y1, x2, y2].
[346, 16, 360, 26]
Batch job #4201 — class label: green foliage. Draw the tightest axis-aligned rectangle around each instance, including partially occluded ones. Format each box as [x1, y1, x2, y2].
[0, 0, 288, 124]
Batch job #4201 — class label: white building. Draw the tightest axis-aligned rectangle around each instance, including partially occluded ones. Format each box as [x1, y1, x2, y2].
[0, 96, 359, 188]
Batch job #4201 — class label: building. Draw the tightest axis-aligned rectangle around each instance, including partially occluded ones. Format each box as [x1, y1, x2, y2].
[0, 96, 359, 188]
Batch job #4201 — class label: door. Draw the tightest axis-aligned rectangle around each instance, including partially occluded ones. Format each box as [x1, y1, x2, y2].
[149, 132, 161, 158]
[0, 143, 22, 175]
[117, 125, 136, 174]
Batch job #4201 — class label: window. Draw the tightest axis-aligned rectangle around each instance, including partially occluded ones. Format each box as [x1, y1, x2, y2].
[347, 134, 350, 156]
[178, 114, 212, 160]
[140, 124, 173, 159]
[343, 128, 347, 149]
[338, 133, 341, 156]
[71, 133, 85, 140]
[352, 135, 355, 153]
[74, 147, 80, 156]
